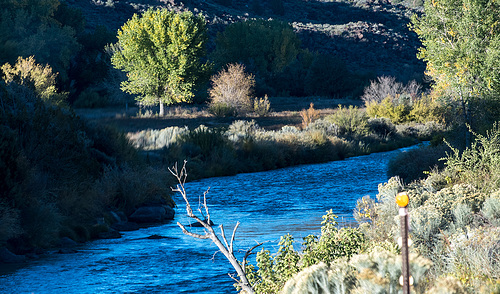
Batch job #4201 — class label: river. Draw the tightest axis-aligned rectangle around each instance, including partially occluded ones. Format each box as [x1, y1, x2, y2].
[0, 145, 417, 293]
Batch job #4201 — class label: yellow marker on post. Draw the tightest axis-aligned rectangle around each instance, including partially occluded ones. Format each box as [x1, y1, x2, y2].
[397, 192, 410, 294]
[396, 192, 409, 208]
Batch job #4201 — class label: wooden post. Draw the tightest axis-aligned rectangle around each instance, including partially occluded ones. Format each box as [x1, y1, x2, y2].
[396, 192, 410, 294]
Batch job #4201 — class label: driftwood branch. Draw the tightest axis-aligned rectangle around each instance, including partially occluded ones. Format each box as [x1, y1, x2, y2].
[169, 160, 255, 294]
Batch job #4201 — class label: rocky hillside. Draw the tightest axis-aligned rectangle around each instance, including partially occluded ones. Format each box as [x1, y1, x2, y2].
[67, 0, 425, 84]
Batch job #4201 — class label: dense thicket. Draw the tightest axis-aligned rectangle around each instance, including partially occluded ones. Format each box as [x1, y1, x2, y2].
[0, 81, 174, 251]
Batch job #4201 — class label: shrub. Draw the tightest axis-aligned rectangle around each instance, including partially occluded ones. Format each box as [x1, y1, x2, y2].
[366, 96, 412, 124]
[396, 121, 446, 140]
[282, 247, 432, 294]
[246, 211, 365, 294]
[299, 103, 320, 128]
[127, 126, 189, 150]
[409, 95, 447, 123]
[226, 120, 262, 142]
[305, 119, 340, 137]
[367, 117, 396, 139]
[208, 102, 237, 117]
[208, 63, 254, 116]
[1, 56, 67, 106]
[443, 122, 500, 194]
[253, 95, 271, 117]
[361, 76, 421, 104]
[387, 144, 449, 183]
[73, 88, 108, 108]
[325, 105, 369, 136]
[482, 194, 500, 226]
[178, 126, 231, 159]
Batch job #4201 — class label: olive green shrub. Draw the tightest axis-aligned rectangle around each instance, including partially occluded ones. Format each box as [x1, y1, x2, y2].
[325, 105, 369, 137]
[443, 122, 500, 194]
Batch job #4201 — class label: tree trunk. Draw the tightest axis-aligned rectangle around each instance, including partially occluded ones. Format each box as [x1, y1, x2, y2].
[159, 101, 165, 117]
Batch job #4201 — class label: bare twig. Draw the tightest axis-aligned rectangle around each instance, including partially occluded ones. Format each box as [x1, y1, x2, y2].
[242, 242, 265, 274]
[169, 160, 255, 294]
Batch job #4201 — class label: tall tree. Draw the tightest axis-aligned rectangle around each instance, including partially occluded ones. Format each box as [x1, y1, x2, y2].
[212, 19, 301, 88]
[410, 0, 500, 145]
[111, 8, 210, 116]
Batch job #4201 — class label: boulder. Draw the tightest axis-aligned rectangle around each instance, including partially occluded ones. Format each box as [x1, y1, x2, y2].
[129, 205, 175, 223]
[111, 221, 139, 231]
[108, 210, 128, 223]
[0, 247, 26, 263]
[59, 237, 78, 248]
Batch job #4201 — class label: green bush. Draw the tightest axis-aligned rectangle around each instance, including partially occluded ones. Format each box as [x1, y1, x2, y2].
[366, 96, 412, 124]
[367, 117, 396, 139]
[73, 88, 108, 108]
[325, 105, 369, 136]
[246, 211, 366, 294]
[443, 122, 500, 194]
[208, 102, 237, 117]
[253, 95, 271, 117]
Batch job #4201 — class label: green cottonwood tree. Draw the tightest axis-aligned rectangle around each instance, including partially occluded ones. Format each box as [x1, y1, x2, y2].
[410, 0, 500, 144]
[111, 8, 210, 116]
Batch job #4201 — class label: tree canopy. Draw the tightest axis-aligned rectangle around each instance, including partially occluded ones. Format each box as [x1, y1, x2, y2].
[0, 0, 81, 82]
[411, 0, 500, 100]
[212, 19, 301, 79]
[111, 8, 210, 115]
[410, 0, 500, 144]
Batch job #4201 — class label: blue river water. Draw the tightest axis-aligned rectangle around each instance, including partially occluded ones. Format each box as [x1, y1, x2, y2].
[0, 146, 417, 293]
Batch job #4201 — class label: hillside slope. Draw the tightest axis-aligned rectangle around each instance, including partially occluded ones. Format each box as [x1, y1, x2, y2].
[67, 0, 425, 84]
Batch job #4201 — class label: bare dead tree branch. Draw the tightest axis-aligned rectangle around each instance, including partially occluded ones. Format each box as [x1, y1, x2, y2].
[169, 160, 256, 294]
[241, 242, 267, 274]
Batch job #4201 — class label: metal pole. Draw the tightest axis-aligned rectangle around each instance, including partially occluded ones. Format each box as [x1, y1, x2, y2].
[400, 206, 410, 294]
